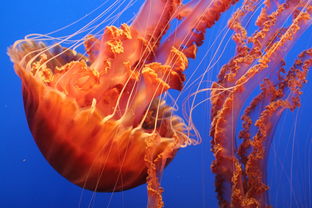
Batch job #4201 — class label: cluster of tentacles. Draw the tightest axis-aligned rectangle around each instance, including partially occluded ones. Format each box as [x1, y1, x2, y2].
[210, 0, 312, 207]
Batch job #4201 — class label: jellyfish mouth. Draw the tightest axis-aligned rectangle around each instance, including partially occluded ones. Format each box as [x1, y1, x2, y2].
[8, 39, 189, 192]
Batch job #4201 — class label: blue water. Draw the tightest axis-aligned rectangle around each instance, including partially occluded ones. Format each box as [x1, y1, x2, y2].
[1, 0, 311, 207]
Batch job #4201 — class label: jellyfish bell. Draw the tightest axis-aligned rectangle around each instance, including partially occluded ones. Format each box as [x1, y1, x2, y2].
[8, 24, 190, 194]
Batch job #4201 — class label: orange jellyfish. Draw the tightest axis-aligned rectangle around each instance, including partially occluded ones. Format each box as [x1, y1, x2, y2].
[209, 0, 312, 207]
[8, 0, 237, 207]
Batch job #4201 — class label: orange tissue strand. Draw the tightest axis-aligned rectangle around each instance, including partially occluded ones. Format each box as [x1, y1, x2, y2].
[8, 0, 238, 207]
[210, 0, 312, 207]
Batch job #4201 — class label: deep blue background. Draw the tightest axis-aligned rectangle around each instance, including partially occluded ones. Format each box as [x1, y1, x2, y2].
[1, 0, 311, 207]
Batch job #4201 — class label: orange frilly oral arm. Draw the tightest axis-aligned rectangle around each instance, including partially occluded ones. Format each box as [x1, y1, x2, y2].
[131, 0, 181, 50]
[155, 0, 238, 62]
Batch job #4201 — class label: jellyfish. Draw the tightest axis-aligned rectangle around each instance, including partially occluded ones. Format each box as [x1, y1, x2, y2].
[8, 0, 237, 207]
[209, 0, 312, 207]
